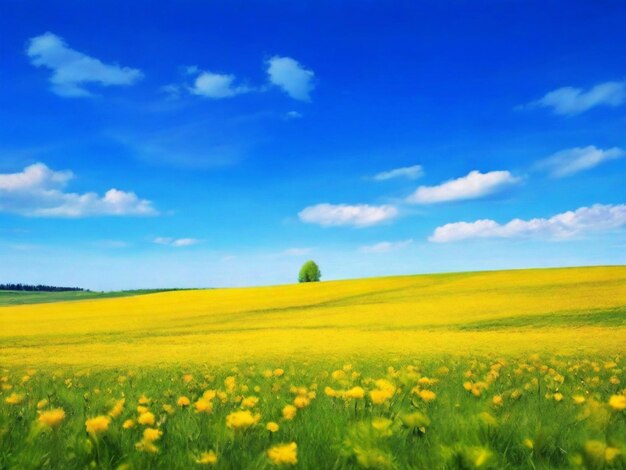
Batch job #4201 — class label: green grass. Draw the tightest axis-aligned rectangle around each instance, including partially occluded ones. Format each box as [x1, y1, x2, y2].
[0, 289, 182, 307]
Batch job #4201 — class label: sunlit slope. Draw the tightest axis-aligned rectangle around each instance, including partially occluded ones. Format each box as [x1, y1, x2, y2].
[1, 266, 625, 366]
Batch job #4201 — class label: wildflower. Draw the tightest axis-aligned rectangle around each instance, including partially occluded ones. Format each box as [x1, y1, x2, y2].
[137, 411, 155, 426]
[522, 438, 534, 449]
[572, 395, 586, 405]
[177, 396, 190, 407]
[610, 376, 620, 385]
[344, 386, 365, 399]
[553, 392, 564, 402]
[226, 410, 260, 430]
[492, 395, 503, 407]
[331, 370, 346, 381]
[138, 395, 150, 405]
[85, 416, 110, 436]
[135, 439, 159, 454]
[224, 376, 236, 392]
[4, 393, 24, 405]
[369, 389, 393, 405]
[371, 417, 393, 436]
[183, 374, 194, 383]
[137, 405, 149, 414]
[282, 404, 297, 420]
[242, 396, 259, 408]
[195, 398, 214, 414]
[267, 442, 298, 465]
[162, 404, 175, 414]
[266, 421, 280, 432]
[109, 398, 125, 418]
[324, 386, 339, 398]
[293, 396, 310, 409]
[608, 394, 626, 411]
[38, 408, 65, 428]
[463, 381, 473, 391]
[419, 390, 437, 402]
[196, 451, 218, 465]
[122, 419, 135, 429]
[36, 398, 49, 409]
[273, 368, 285, 377]
[142, 427, 162, 442]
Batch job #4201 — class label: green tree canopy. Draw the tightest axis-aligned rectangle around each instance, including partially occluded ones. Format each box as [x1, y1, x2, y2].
[298, 260, 321, 283]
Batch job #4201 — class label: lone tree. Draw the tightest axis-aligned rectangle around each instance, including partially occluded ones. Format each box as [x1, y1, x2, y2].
[298, 260, 321, 283]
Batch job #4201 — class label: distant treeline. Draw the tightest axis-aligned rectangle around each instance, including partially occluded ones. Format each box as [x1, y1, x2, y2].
[0, 284, 87, 292]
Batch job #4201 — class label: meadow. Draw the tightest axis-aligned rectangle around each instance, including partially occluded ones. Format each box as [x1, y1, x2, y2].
[0, 266, 625, 469]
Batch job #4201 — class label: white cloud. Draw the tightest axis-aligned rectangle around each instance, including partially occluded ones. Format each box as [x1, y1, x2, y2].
[407, 170, 520, 204]
[0, 163, 156, 217]
[536, 146, 625, 177]
[360, 239, 413, 253]
[374, 165, 424, 181]
[285, 111, 303, 119]
[190, 71, 251, 99]
[267, 56, 315, 101]
[282, 247, 312, 256]
[153, 237, 201, 247]
[26, 32, 143, 97]
[525, 80, 626, 115]
[299, 203, 398, 227]
[429, 204, 626, 243]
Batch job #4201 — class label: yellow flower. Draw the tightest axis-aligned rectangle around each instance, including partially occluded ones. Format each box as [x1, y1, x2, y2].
[242, 396, 259, 408]
[4, 392, 24, 405]
[109, 398, 125, 418]
[38, 408, 65, 428]
[344, 386, 365, 399]
[163, 404, 175, 414]
[195, 398, 214, 414]
[196, 450, 218, 465]
[419, 390, 437, 402]
[608, 394, 626, 411]
[137, 411, 155, 426]
[522, 438, 534, 449]
[369, 389, 392, 405]
[225, 410, 260, 430]
[122, 419, 135, 429]
[85, 415, 111, 436]
[492, 395, 503, 407]
[137, 405, 149, 414]
[267, 442, 297, 465]
[273, 369, 285, 377]
[183, 373, 194, 383]
[135, 439, 159, 454]
[36, 398, 49, 409]
[553, 392, 563, 402]
[293, 396, 310, 409]
[142, 427, 162, 442]
[177, 396, 190, 407]
[282, 404, 297, 421]
[572, 395, 586, 405]
[266, 421, 280, 432]
[138, 394, 150, 405]
[324, 386, 339, 398]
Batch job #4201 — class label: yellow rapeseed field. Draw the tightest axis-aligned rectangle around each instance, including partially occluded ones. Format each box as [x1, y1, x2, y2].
[1, 266, 625, 366]
[1, 266, 625, 468]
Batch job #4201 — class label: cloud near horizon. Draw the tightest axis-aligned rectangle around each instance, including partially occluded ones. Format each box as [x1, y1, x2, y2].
[153, 237, 201, 247]
[407, 170, 520, 204]
[374, 165, 423, 181]
[525, 80, 626, 115]
[536, 146, 624, 178]
[267, 56, 315, 101]
[27, 32, 143, 97]
[0, 163, 157, 217]
[299, 203, 398, 227]
[360, 239, 413, 253]
[429, 203, 626, 243]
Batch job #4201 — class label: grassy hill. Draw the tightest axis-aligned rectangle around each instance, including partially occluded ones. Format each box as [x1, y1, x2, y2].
[1, 265, 624, 367]
[0, 289, 176, 307]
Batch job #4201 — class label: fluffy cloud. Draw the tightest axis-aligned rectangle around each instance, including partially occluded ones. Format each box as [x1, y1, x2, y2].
[0, 163, 156, 217]
[429, 204, 626, 243]
[360, 239, 413, 253]
[525, 80, 625, 115]
[153, 237, 201, 247]
[536, 146, 625, 177]
[190, 71, 251, 99]
[374, 165, 423, 181]
[407, 170, 520, 204]
[27, 32, 143, 97]
[299, 203, 398, 227]
[267, 56, 315, 101]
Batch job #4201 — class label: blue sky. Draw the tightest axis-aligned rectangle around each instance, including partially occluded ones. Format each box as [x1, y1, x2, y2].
[1, 0, 625, 290]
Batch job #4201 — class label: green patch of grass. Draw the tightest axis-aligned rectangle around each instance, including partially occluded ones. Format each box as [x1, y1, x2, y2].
[0, 289, 184, 307]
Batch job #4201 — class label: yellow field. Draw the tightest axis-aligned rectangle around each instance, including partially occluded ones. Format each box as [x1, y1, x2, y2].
[1, 266, 625, 366]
